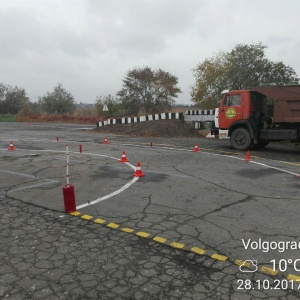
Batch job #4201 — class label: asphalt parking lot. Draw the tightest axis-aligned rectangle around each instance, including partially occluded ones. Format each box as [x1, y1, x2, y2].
[1, 122, 300, 299]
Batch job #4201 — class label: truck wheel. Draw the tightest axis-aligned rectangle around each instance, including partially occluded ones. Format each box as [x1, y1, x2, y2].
[230, 128, 252, 150]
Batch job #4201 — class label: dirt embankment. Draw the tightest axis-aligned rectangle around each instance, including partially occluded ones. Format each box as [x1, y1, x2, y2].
[15, 114, 208, 137]
[95, 119, 207, 137]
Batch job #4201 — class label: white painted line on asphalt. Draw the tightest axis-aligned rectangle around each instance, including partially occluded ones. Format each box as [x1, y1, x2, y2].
[0, 169, 37, 179]
[9, 180, 59, 193]
[2, 143, 298, 210]
[0, 169, 59, 193]
[119, 143, 300, 178]
[203, 152, 300, 177]
[73, 152, 140, 209]
[1, 148, 140, 208]
[249, 160, 299, 177]
[76, 176, 139, 209]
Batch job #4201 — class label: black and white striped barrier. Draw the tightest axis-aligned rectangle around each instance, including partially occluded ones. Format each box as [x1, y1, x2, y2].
[184, 110, 216, 131]
[185, 109, 215, 116]
[184, 110, 215, 124]
[97, 112, 184, 128]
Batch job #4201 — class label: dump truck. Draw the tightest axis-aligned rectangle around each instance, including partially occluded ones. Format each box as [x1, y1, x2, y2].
[211, 85, 300, 150]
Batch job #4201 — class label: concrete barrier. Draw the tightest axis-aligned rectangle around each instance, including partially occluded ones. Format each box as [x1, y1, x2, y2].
[96, 112, 184, 127]
[96, 111, 214, 129]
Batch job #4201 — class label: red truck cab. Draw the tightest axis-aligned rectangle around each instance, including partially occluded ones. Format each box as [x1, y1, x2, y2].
[219, 90, 247, 129]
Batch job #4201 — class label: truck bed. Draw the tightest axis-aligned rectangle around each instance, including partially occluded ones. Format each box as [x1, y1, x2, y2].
[251, 85, 300, 123]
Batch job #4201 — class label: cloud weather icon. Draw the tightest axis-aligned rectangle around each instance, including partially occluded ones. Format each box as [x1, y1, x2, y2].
[239, 260, 258, 273]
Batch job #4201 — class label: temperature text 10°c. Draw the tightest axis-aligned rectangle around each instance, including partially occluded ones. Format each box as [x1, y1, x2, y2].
[271, 259, 300, 272]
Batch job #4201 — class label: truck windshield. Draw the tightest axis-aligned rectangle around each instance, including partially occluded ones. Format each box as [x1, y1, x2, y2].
[223, 94, 241, 107]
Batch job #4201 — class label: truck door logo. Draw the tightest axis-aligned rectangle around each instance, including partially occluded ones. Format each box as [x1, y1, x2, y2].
[226, 108, 236, 119]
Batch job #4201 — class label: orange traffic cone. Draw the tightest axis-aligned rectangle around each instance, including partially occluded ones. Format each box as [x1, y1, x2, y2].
[193, 144, 199, 152]
[119, 151, 129, 163]
[133, 162, 145, 177]
[244, 150, 251, 162]
[103, 138, 109, 144]
[8, 141, 15, 151]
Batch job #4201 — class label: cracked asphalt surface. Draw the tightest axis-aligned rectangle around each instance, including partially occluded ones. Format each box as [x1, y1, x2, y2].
[0, 122, 300, 299]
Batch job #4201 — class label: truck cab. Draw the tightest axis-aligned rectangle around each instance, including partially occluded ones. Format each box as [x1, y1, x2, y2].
[218, 91, 245, 129]
[216, 90, 269, 150]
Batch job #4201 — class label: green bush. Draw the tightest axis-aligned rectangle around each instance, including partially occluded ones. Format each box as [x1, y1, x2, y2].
[0, 114, 16, 122]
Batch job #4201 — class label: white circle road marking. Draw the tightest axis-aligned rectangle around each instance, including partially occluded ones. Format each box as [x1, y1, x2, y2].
[1, 148, 140, 209]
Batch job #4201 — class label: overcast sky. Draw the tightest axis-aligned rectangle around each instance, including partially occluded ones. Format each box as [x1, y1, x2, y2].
[1, 0, 300, 105]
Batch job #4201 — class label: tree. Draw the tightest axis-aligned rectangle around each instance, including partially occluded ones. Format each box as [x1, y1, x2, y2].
[39, 83, 76, 115]
[190, 52, 229, 109]
[117, 67, 181, 115]
[19, 102, 41, 119]
[0, 83, 30, 114]
[94, 94, 123, 117]
[191, 42, 300, 108]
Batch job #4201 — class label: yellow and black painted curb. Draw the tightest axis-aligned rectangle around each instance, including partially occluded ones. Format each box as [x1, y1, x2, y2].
[70, 210, 300, 284]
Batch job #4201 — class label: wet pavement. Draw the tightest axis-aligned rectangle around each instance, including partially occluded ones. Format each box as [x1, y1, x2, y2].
[1, 122, 300, 299]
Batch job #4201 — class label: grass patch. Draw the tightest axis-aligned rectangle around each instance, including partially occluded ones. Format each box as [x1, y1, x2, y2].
[0, 114, 16, 122]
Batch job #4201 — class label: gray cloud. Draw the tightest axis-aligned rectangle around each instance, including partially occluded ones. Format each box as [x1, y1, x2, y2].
[1, 0, 300, 104]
